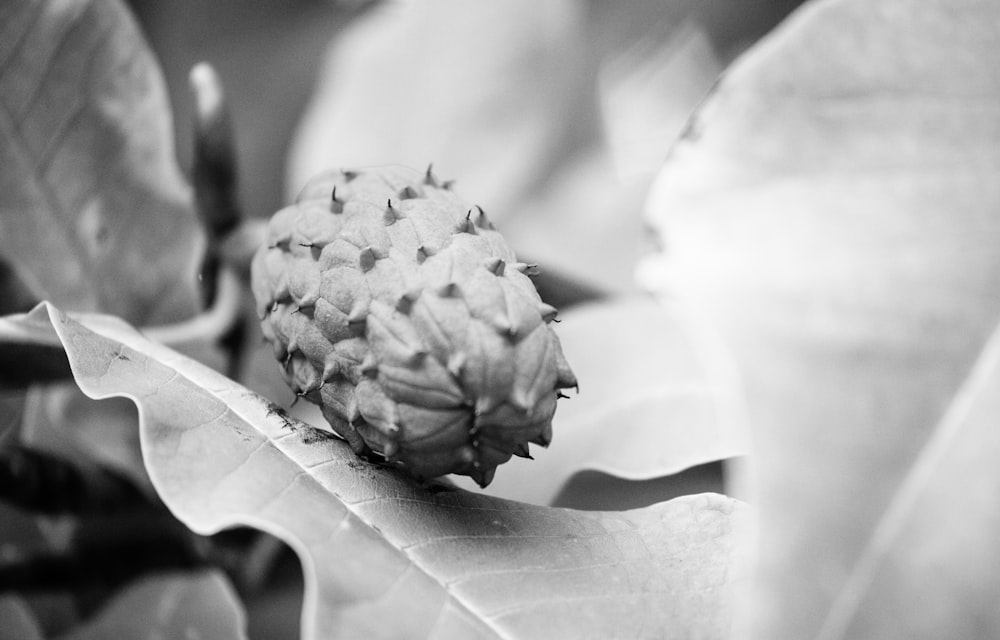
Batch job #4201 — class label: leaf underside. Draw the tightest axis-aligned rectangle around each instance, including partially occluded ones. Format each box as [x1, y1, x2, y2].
[0, 0, 200, 326]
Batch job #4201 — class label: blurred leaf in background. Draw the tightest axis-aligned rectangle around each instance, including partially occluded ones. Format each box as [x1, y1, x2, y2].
[642, 0, 1000, 638]
[0, 0, 200, 324]
[286, 0, 804, 293]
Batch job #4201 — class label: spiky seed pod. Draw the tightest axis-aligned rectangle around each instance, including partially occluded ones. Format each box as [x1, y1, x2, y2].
[251, 166, 577, 486]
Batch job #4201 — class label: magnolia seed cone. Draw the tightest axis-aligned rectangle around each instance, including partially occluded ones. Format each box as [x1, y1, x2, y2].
[250, 166, 577, 487]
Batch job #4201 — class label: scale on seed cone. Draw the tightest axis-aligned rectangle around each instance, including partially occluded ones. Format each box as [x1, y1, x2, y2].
[251, 166, 577, 487]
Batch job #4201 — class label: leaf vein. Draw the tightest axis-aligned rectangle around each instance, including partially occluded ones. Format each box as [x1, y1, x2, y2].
[0, 0, 46, 82]
[14, 0, 96, 125]
[445, 559, 628, 588]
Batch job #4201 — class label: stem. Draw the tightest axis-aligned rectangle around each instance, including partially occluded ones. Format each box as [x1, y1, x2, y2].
[143, 267, 244, 349]
[189, 62, 243, 309]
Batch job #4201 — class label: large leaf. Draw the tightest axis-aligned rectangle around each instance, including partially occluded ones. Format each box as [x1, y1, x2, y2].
[287, 0, 594, 219]
[0, 0, 211, 483]
[642, 0, 1000, 638]
[0, 0, 200, 325]
[452, 296, 750, 506]
[20, 302, 747, 639]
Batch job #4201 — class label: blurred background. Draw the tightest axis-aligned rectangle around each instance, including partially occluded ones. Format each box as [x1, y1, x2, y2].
[128, 0, 806, 293]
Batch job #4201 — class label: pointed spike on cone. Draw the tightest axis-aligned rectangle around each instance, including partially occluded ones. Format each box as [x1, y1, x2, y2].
[512, 443, 533, 459]
[484, 257, 505, 276]
[301, 378, 322, 396]
[298, 290, 319, 309]
[521, 263, 541, 277]
[539, 303, 558, 323]
[359, 246, 376, 272]
[530, 422, 553, 448]
[274, 281, 291, 303]
[438, 282, 460, 298]
[475, 394, 503, 416]
[555, 351, 578, 390]
[472, 465, 496, 488]
[446, 352, 466, 378]
[491, 313, 514, 338]
[455, 212, 476, 235]
[322, 355, 340, 381]
[347, 301, 368, 329]
[330, 186, 343, 213]
[384, 199, 403, 225]
[472, 205, 494, 230]
[424, 163, 437, 187]
[416, 245, 430, 264]
[396, 290, 419, 314]
[399, 185, 420, 200]
[360, 354, 379, 378]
